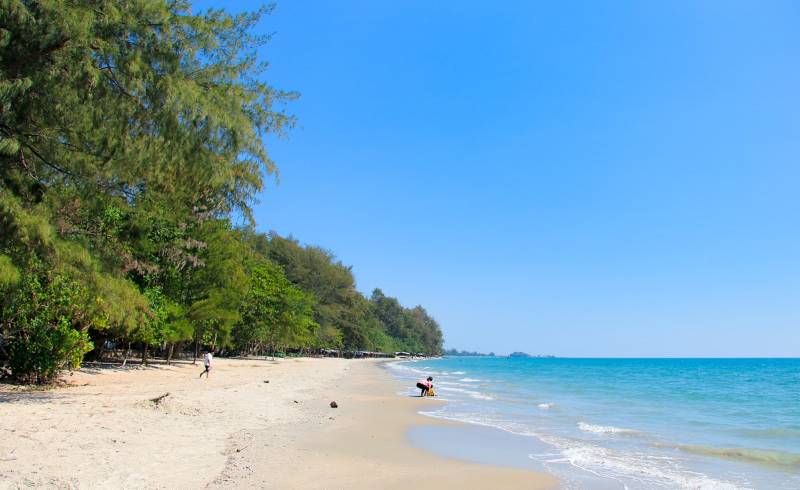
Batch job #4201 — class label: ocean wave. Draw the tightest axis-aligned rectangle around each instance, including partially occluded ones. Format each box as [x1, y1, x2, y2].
[416, 409, 744, 489]
[417, 409, 529, 435]
[435, 385, 496, 401]
[388, 362, 444, 378]
[459, 377, 481, 382]
[577, 422, 640, 435]
[386, 362, 423, 374]
[470, 393, 496, 400]
[676, 444, 800, 468]
[533, 435, 746, 490]
[451, 371, 466, 375]
[437, 381, 473, 388]
[537, 402, 555, 409]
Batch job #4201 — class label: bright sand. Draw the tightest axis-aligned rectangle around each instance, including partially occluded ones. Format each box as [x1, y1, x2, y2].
[0, 358, 557, 489]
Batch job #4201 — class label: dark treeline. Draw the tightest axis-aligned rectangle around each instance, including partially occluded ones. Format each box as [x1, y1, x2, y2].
[0, 1, 442, 383]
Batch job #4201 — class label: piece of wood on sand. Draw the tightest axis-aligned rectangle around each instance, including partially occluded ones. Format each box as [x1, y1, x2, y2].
[149, 392, 170, 405]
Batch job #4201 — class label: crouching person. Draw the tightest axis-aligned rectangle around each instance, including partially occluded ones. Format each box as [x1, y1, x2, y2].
[416, 376, 434, 397]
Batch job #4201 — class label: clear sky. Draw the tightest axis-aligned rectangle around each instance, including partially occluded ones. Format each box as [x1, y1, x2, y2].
[196, 1, 799, 357]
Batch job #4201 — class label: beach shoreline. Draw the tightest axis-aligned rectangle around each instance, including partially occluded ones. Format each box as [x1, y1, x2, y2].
[389, 356, 800, 490]
[0, 357, 557, 489]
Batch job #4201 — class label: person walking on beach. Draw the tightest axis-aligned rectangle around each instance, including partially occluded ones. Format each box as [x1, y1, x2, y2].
[416, 376, 433, 397]
[199, 350, 213, 378]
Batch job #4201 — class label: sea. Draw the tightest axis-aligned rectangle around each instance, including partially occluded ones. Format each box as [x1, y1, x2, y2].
[387, 357, 800, 489]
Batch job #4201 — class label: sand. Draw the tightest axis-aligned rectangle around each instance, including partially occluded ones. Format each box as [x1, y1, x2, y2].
[0, 358, 557, 489]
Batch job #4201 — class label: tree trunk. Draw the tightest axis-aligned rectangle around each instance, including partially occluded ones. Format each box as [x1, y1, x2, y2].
[166, 344, 174, 365]
[122, 342, 132, 367]
[142, 344, 149, 366]
[193, 339, 199, 365]
[95, 334, 106, 363]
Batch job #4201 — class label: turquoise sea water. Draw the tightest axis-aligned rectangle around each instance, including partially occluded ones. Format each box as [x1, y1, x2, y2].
[388, 357, 800, 489]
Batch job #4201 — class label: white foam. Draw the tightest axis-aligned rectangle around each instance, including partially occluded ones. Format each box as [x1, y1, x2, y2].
[387, 362, 424, 374]
[416, 409, 745, 490]
[437, 381, 473, 388]
[436, 385, 496, 401]
[577, 422, 640, 435]
[470, 393, 496, 400]
[537, 402, 555, 409]
[451, 371, 466, 375]
[417, 409, 525, 434]
[460, 378, 481, 382]
[533, 434, 747, 490]
[387, 362, 441, 379]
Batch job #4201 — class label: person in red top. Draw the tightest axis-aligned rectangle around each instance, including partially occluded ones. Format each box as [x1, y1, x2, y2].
[416, 376, 434, 397]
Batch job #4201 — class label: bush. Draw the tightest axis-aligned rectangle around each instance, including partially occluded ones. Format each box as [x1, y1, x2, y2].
[2, 269, 93, 384]
[8, 316, 92, 384]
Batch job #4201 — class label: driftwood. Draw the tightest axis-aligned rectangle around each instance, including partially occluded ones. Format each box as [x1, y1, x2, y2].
[149, 392, 170, 405]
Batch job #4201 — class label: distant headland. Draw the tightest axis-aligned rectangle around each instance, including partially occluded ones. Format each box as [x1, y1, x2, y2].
[509, 352, 556, 359]
[443, 348, 495, 357]
[444, 349, 555, 358]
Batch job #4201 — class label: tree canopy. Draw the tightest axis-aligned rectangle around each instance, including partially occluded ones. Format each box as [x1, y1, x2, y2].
[0, 1, 443, 383]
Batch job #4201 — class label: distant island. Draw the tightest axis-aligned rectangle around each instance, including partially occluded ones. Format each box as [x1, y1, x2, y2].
[509, 352, 556, 359]
[444, 348, 496, 357]
[445, 349, 556, 358]
[509, 351, 529, 358]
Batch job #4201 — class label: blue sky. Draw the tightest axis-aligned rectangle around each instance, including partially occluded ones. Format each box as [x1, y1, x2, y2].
[197, 1, 800, 356]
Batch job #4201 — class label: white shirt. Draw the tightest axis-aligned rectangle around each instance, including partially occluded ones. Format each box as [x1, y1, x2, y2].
[203, 353, 213, 367]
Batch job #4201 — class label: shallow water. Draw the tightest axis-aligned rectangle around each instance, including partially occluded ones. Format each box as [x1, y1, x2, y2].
[389, 357, 800, 489]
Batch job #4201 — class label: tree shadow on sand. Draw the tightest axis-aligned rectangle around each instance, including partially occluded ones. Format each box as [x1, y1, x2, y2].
[0, 389, 65, 405]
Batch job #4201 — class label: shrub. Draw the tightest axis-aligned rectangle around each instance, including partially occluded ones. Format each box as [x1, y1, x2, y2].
[3, 270, 93, 384]
[8, 316, 92, 384]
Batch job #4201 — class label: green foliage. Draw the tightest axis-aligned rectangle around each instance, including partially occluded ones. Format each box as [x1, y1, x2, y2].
[1, 0, 295, 219]
[140, 286, 192, 346]
[3, 268, 93, 384]
[182, 221, 250, 348]
[0, 254, 19, 287]
[243, 233, 444, 355]
[0, 1, 443, 382]
[370, 289, 443, 354]
[235, 261, 317, 354]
